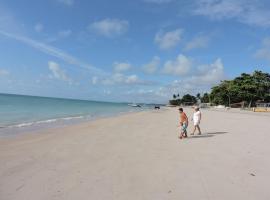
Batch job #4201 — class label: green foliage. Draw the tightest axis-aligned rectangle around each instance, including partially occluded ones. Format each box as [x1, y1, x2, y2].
[169, 99, 181, 106]
[169, 71, 270, 107]
[210, 71, 270, 107]
[201, 93, 210, 103]
[181, 94, 197, 104]
[169, 94, 197, 106]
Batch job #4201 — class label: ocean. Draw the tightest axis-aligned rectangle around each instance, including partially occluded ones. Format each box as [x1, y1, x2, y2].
[0, 93, 150, 136]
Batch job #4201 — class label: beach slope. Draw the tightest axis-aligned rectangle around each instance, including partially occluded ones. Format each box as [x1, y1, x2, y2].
[1, 108, 270, 200]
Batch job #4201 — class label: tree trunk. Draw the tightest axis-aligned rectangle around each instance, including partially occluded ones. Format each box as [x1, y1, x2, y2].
[248, 100, 252, 108]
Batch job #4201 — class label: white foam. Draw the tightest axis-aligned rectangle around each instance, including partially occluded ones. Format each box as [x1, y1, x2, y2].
[7, 115, 86, 128]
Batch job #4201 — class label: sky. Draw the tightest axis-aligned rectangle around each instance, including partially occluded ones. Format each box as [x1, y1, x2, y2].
[0, 0, 270, 103]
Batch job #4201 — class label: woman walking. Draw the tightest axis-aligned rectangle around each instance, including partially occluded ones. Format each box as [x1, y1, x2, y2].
[191, 107, 202, 135]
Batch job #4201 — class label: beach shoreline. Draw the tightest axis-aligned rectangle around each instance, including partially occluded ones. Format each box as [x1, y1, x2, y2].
[1, 107, 270, 200]
[0, 108, 149, 139]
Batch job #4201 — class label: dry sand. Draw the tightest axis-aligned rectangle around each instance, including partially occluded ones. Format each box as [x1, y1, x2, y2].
[1, 107, 270, 200]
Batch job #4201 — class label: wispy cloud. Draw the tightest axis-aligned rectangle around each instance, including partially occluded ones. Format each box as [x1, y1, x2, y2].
[48, 61, 71, 83]
[57, 0, 74, 6]
[255, 37, 270, 61]
[0, 6, 22, 33]
[99, 73, 154, 86]
[155, 29, 183, 50]
[184, 35, 210, 51]
[58, 29, 72, 38]
[101, 73, 140, 85]
[113, 62, 131, 72]
[88, 18, 129, 37]
[0, 30, 106, 75]
[193, 0, 270, 28]
[142, 56, 160, 74]
[143, 0, 173, 4]
[34, 23, 44, 33]
[0, 69, 9, 76]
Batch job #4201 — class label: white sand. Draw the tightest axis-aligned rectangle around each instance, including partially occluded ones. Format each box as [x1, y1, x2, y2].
[1, 107, 270, 200]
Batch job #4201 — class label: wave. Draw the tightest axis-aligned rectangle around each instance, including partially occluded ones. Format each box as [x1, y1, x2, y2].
[5, 115, 86, 129]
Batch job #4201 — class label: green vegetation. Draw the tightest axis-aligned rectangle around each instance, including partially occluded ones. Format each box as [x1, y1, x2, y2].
[169, 71, 270, 107]
[169, 94, 197, 106]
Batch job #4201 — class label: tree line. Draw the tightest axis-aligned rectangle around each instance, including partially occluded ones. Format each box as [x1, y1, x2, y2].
[169, 71, 270, 107]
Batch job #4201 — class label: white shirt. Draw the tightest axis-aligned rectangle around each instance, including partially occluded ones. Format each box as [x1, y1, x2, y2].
[193, 111, 201, 122]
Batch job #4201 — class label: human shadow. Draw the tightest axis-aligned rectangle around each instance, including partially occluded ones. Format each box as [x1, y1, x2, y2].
[205, 132, 228, 135]
[186, 131, 228, 139]
[188, 134, 214, 139]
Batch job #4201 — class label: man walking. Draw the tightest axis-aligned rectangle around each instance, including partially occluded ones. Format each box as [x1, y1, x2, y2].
[179, 108, 188, 139]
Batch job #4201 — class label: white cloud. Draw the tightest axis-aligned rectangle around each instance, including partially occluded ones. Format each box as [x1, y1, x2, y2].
[0, 69, 9, 76]
[191, 58, 225, 85]
[126, 75, 139, 84]
[162, 54, 192, 76]
[34, 23, 44, 33]
[113, 62, 131, 72]
[158, 58, 225, 100]
[0, 30, 106, 76]
[155, 29, 183, 50]
[95, 58, 225, 104]
[58, 30, 72, 38]
[142, 56, 160, 74]
[255, 37, 270, 61]
[103, 89, 111, 95]
[48, 61, 71, 83]
[101, 73, 147, 85]
[185, 35, 210, 51]
[193, 0, 270, 27]
[57, 0, 74, 6]
[89, 18, 129, 37]
[92, 76, 98, 85]
[144, 0, 173, 3]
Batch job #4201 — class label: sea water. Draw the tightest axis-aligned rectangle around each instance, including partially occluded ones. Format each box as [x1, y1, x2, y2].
[0, 93, 149, 136]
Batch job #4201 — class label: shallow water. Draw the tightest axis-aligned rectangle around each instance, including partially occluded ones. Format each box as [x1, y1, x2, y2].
[0, 93, 150, 136]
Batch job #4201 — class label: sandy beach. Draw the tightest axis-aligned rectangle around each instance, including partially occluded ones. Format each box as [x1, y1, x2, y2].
[1, 107, 270, 200]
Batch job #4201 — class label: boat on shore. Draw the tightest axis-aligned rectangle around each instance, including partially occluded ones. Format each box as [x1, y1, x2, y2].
[128, 103, 141, 107]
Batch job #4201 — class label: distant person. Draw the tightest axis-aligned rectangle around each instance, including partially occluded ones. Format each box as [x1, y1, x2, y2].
[191, 107, 202, 135]
[178, 108, 188, 139]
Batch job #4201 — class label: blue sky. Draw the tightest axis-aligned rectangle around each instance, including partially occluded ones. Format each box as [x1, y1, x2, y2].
[0, 0, 270, 103]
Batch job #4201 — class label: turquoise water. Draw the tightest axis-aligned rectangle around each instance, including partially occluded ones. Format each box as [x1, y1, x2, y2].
[0, 93, 147, 132]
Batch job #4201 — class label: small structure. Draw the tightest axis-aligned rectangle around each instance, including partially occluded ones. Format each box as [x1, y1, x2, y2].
[253, 102, 270, 112]
[230, 101, 246, 108]
[181, 102, 196, 106]
[199, 103, 211, 108]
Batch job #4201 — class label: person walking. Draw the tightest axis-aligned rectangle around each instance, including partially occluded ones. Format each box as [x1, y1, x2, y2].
[178, 108, 188, 139]
[191, 107, 202, 135]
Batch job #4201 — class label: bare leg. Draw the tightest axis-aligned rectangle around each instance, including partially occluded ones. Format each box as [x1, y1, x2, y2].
[184, 130, 188, 138]
[191, 126, 196, 135]
[179, 131, 184, 139]
[197, 125, 202, 135]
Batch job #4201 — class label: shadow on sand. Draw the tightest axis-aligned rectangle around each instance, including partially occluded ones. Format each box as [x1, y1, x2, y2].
[188, 134, 214, 139]
[205, 131, 228, 135]
[187, 132, 228, 139]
